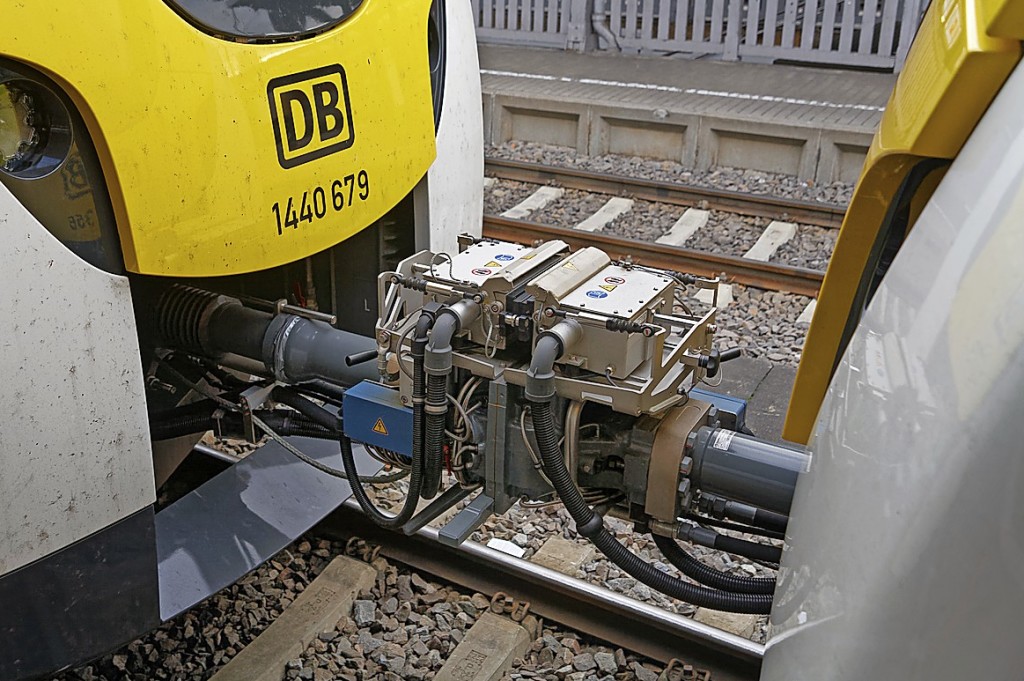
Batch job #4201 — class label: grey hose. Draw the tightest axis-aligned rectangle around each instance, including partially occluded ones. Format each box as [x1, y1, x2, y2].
[422, 301, 480, 499]
[423, 311, 460, 499]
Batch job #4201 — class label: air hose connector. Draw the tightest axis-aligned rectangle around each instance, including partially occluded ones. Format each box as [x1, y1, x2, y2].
[525, 320, 582, 403]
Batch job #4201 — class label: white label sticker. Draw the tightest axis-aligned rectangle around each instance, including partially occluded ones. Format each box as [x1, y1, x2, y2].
[486, 538, 526, 558]
[712, 429, 736, 451]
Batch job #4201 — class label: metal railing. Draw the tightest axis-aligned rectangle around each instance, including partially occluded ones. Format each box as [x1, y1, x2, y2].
[473, 0, 926, 72]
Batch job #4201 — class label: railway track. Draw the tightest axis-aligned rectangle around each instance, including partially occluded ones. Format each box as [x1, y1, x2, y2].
[483, 214, 825, 298]
[483, 159, 840, 297]
[485, 158, 846, 230]
[324, 500, 764, 681]
[483, 159, 843, 296]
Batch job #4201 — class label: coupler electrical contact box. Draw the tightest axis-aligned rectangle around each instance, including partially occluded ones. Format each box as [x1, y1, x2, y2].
[342, 381, 413, 458]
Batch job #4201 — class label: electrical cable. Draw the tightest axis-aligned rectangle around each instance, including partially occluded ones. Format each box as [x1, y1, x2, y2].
[725, 504, 790, 534]
[158, 360, 241, 412]
[150, 407, 335, 442]
[396, 322, 416, 379]
[681, 512, 785, 541]
[678, 522, 783, 563]
[336, 311, 434, 528]
[252, 414, 406, 484]
[651, 534, 776, 595]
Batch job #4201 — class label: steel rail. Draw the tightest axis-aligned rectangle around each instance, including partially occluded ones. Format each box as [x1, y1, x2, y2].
[485, 158, 846, 229]
[482, 215, 824, 297]
[324, 501, 763, 681]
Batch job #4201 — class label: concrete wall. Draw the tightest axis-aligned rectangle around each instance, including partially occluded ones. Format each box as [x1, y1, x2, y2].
[483, 94, 871, 184]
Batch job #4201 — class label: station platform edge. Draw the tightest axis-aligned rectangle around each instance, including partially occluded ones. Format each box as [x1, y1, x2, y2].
[480, 44, 897, 183]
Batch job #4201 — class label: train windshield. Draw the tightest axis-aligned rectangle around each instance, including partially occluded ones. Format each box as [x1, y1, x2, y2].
[164, 0, 363, 41]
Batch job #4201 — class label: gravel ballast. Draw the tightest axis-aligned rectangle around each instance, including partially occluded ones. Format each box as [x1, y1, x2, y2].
[684, 212, 768, 255]
[53, 536, 721, 680]
[485, 180, 543, 215]
[488, 141, 854, 206]
[598, 199, 682, 242]
[714, 285, 812, 366]
[529, 189, 610, 229]
[771, 224, 836, 271]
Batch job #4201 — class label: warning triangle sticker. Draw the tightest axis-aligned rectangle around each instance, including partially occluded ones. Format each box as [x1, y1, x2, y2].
[562, 261, 578, 270]
[485, 260, 501, 267]
[599, 284, 617, 292]
[372, 418, 388, 436]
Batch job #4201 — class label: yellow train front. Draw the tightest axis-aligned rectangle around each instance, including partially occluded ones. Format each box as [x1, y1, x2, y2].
[0, 1, 482, 677]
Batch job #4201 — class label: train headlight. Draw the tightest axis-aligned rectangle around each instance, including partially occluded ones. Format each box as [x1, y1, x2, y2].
[1, 60, 122, 272]
[0, 79, 72, 180]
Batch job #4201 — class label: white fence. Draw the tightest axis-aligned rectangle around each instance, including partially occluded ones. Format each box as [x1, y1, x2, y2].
[472, 0, 926, 72]
[473, 0, 579, 48]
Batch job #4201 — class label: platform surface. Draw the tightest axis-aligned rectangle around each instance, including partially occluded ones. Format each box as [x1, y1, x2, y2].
[716, 356, 797, 444]
[481, 45, 895, 133]
[480, 45, 898, 181]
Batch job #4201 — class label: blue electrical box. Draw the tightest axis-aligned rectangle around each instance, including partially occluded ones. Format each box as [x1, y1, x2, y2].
[343, 381, 414, 458]
[689, 387, 747, 431]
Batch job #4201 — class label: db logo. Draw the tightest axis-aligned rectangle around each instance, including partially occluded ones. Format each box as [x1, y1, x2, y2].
[268, 65, 355, 169]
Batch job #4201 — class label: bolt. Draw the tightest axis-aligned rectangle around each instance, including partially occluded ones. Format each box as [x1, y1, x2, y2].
[582, 464, 592, 473]
[378, 330, 390, 344]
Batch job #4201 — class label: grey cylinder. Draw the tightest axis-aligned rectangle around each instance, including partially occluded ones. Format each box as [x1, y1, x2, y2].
[154, 284, 378, 387]
[690, 427, 807, 515]
[261, 315, 379, 386]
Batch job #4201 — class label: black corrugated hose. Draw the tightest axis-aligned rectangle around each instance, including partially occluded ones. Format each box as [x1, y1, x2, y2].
[341, 312, 434, 529]
[531, 400, 772, 613]
[527, 330, 772, 614]
[423, 309, 463, 499]
[651, 533, 776, 595]
[422, 373, 447, 499]
[272, 387, 341, 431]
